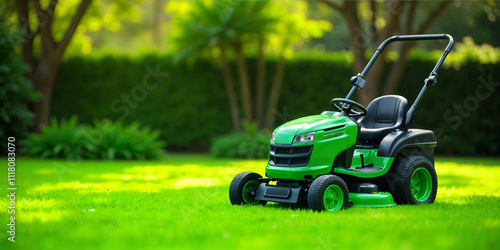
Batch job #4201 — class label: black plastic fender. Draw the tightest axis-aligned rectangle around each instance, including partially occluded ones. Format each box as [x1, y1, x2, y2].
[377, 129, 437, 158]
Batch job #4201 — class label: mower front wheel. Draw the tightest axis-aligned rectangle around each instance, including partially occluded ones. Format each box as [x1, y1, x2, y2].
[308, 175, 349, 212]
[229, 172, 266, 206]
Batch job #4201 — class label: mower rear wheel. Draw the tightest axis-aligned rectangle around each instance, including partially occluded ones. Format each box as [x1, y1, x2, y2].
[308, 175, 349, 212]
[229, 172, 266, 205]
[390, 156, 438, 205]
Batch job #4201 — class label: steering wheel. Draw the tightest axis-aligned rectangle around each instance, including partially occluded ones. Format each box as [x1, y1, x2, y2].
[331, 98, 367, 118]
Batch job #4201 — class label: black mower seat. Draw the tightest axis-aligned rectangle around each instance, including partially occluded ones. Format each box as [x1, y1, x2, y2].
[357, 95, 408, 145]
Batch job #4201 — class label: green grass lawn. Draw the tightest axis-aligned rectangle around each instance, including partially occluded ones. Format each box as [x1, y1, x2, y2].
[1, 155, 500, 249]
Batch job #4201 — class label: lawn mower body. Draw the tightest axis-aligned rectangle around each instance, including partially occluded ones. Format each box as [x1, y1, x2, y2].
[230, 34, 454, 211]
[256, 114, 436, 207]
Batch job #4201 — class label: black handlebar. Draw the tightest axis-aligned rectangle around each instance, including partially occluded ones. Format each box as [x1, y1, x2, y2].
[344, 34, 454, 128]
[361, 34, 454, 78]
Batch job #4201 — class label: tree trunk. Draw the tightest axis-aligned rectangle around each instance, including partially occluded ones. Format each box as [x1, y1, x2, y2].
[232, 42, 253, 123]
[382, 42, 413, 95]
[16, 0, 35, 80]
[219, 47, 242, 132]
[265, 56, 285, 129]
[323, 0, 450, 104]
[255, 38, 266, 129]
[362, 52, 387, 103]
[383, 1, 451, 95]
[32, 52, 62, 131]
[339, 1, 405, 105]
[341, 1, 377, 105]
[341, 2, 366, 74]
[18, 0, 92, 132]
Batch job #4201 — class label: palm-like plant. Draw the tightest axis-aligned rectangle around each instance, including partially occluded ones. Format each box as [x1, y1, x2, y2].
[171, 0, 275, 131]
[169, 0, 331, 130]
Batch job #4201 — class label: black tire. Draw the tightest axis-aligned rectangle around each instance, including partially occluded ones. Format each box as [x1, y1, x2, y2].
[308, 175, 349, 212]
[389, 156, 438, 205]
[229, 172, 265, 205]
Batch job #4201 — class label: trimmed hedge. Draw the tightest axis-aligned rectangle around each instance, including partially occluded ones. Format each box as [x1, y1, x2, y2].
[52, 52, 500, 155]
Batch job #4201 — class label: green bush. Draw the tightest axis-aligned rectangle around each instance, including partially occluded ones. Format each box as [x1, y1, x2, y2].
[22, 117, 166, 160]
[89, 119, 166, 160]
[22, 117, 92, 159]
[212, 123, 271, 159]
[0, 14, 39, 153]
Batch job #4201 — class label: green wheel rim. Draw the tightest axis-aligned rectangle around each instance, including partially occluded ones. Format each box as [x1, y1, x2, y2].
[242, 180, 260, 205]
[323, 185, 344, 212]
[411, 167, 433, 202]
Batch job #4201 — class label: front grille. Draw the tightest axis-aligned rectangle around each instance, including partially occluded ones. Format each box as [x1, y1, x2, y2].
[269, 145, 313, 167]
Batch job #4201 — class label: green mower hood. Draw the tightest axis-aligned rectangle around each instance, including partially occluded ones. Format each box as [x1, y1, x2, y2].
[273, 114, 351, 144]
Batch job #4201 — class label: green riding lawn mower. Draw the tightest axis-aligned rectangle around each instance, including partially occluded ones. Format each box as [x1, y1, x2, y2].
[229, 34, 454, 212]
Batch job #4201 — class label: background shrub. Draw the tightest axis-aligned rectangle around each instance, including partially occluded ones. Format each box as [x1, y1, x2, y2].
[23, 117, 166, 160]
[212, 123, 271, 159]
[0, 14, 39, 153]
[89, 119, 166, 160]
[22, 117, 92, 159]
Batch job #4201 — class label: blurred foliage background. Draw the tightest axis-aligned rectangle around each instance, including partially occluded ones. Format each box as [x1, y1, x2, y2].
[4, 1, 497, 56]
[1, 0, 499, 158]
[0, 13, 39, 153]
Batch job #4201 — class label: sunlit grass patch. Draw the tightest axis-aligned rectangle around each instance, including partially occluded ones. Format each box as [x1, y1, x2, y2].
[436, 158, 500, 203]
[1, 155, 499, 249]
[25, 159, 266, 194]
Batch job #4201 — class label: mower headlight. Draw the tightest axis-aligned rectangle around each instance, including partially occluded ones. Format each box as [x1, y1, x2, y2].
[293, 132, 316, 143]
[271, 132, 276, 143]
